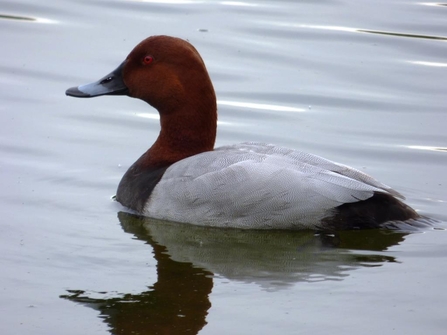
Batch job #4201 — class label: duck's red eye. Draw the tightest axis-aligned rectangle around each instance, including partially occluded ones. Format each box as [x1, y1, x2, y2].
[143, 55, 154, 65]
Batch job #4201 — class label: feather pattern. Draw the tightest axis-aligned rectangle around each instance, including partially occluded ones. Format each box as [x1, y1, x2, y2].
[144, 142, 402, 229]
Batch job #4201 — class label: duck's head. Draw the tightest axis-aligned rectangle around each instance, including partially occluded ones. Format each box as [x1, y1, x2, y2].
[66, 35, 217, 163]
[66, 35, 215, 112]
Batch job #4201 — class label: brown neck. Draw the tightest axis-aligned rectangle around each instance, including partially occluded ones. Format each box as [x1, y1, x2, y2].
[141, 86, 217, 167]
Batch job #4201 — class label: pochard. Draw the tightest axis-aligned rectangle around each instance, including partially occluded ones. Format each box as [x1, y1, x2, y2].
[66, 35, 419, 230]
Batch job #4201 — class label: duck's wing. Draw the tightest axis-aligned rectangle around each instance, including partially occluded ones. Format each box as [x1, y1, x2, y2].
[234, 142, 404, 199]
[144, 143, 401, 229]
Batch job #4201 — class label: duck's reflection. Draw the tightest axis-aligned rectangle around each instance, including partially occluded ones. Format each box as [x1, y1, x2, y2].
[61, 212, 410, 334]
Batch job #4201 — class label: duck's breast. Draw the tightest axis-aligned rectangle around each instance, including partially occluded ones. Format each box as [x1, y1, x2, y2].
[143, 142, 399, 229]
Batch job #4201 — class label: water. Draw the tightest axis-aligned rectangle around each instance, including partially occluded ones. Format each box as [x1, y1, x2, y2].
[1, 1, 446, 334]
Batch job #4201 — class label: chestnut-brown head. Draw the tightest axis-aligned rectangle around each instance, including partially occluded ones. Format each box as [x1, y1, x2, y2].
[123, 36, 214, 111]
[66, 35, 216, 113]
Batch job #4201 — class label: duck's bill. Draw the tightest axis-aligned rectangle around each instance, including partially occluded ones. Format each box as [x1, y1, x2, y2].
[65, 61, 128, 98]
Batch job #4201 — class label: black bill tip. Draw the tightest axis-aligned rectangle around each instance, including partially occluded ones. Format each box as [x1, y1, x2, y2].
[65, 86, 92, 98]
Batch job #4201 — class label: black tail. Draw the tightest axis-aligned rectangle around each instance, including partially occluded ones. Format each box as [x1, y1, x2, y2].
[322, 192, 419, 230]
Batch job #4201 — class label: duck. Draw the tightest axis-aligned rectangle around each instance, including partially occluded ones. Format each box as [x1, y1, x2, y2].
[66, 35, 419, 230]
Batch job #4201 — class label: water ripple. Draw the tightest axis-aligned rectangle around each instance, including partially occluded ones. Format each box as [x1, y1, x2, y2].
[0, 13, 56, 24]
[407, 145, 447, 153]
[292, 24, 447, 41]
[409, 61, 447, 67]
[218, 100, 305, 113]
[418, 2, 447, 6]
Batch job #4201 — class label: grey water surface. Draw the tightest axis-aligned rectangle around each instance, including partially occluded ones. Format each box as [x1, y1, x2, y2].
[1, 1, 446, 334]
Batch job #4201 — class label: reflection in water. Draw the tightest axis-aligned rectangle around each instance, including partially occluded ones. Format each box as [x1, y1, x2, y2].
[62, 215, 213, 335]
[62, 213, 410, 334]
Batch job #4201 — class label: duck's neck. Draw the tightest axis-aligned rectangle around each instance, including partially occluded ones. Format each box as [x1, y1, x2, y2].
[145, 98, 217, 167]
